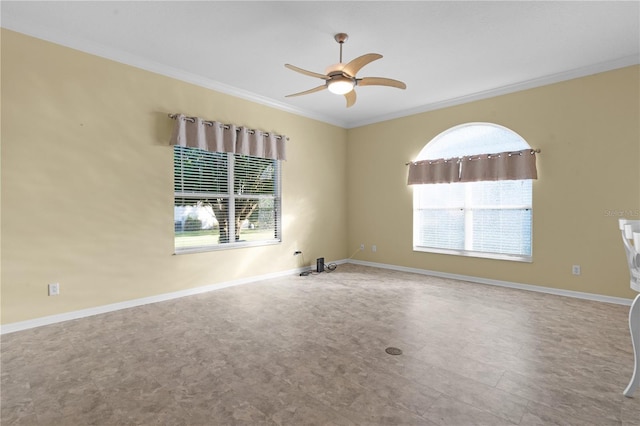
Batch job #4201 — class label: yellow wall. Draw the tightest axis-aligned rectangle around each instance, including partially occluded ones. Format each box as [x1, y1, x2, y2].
[1, 30, 348, 324]
[2, 29, 639, 326]
[347, 65, 640, 299]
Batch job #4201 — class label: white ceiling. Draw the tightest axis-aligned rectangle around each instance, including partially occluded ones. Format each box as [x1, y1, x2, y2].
[2, 1, 639, 128]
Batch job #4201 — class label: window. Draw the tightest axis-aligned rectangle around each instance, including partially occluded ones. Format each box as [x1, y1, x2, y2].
[174, 146, 281, 253]
[413, 123, 533, 261]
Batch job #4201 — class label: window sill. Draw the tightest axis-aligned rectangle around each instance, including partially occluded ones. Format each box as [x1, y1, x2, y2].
[174, 239, 281, 255]
[413, 246, 532, 263]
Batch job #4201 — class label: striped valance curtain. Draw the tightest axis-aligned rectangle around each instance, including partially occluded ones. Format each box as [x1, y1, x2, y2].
[169, 113, 287, 160]
[408, 149, 537, 185]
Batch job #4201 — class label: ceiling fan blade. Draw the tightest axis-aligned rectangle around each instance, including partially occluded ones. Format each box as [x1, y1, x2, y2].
[358, 77, 407, 90]
[285, 64, 330, 80]
[285, 85, 327, 98]
[342, 53, 382, 77]
[344, 90, 356, 108]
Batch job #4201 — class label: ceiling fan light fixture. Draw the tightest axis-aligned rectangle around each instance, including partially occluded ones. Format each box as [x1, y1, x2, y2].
[284, 32, 405, 107]
[327, 76, 355, 95]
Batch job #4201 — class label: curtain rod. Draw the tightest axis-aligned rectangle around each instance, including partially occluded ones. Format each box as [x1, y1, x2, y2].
[405, 148, 541, 166]
[168, 113, 288, 141]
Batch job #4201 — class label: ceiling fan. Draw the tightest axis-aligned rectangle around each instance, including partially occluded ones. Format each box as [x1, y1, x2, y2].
[284, 33, 406, 108]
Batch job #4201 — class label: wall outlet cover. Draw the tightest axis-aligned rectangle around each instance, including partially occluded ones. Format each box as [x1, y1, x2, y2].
[48, 283, 60, 296]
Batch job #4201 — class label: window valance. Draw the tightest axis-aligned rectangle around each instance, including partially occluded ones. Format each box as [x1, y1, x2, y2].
[407, 158, 461, 185]
[408, 149, 538, 185]
[169, 113, 287, 160]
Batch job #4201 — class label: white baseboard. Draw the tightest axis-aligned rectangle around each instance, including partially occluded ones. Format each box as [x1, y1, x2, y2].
[347, 259, 634, 306]
[1, 257, 630, 334]
[0, 263, 327, 335]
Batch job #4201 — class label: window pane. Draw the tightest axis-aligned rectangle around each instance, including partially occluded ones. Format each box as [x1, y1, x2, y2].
[234, 155, 275, 195]
[471, 208, 532, 255]
[415, 209, 464, 250]
[237, 197, 278, 242]
[469, 180, 531, 207]
[415, 183, 465, 209]
[174, 198, 227, 249]
[174, 147, 228, 194]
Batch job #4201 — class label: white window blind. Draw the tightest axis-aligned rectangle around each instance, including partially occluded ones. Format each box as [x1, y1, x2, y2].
[174, 146, 281, 252]
[413, 123, 533, 261]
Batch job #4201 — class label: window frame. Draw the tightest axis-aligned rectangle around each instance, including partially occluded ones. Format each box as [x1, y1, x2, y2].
[412, 123, 533, 262]
[173, 147, 282, 254]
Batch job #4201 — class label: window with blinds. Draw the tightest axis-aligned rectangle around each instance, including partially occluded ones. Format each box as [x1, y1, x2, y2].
[413, 123, 533, 261]
[174, 146, 281, 252]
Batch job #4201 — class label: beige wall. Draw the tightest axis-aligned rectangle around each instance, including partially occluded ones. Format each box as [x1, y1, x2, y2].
[1, 30, 348, 324]
[2, 29, 639, 326]
[347, 65, 640, 299]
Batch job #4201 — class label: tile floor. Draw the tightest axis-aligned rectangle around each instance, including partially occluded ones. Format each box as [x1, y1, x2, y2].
[1, 264, 640, 425]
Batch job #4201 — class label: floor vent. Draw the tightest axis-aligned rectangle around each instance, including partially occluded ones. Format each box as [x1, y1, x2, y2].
[385, 347, 402, 355]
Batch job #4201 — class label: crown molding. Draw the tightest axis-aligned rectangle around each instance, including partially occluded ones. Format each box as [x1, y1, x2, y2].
[2, 19, 638, 130]
[346, 54, 640, 129]
[1, 21, 349, 128]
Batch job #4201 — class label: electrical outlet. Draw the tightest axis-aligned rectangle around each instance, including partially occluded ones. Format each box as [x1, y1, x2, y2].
[48, 283, 60, 296]
[572, 265, 581, 275]
[360, 244, 364, 251]
[372, 245, 377, 252]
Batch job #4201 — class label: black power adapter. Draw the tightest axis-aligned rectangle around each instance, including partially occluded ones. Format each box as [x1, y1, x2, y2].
[316, 257, 325, 273]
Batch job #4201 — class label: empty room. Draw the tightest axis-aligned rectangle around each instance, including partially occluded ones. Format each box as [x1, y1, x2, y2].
[2, 1, 640, 425]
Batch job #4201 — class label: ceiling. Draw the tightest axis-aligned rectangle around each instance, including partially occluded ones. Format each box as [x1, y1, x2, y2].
[2, 1, 639, 128]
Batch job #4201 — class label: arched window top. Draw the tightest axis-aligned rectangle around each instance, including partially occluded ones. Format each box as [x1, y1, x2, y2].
[418, 123, 531, 161]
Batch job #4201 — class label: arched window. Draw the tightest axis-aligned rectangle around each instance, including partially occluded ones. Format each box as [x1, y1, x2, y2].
[412, 123, 533, 261]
